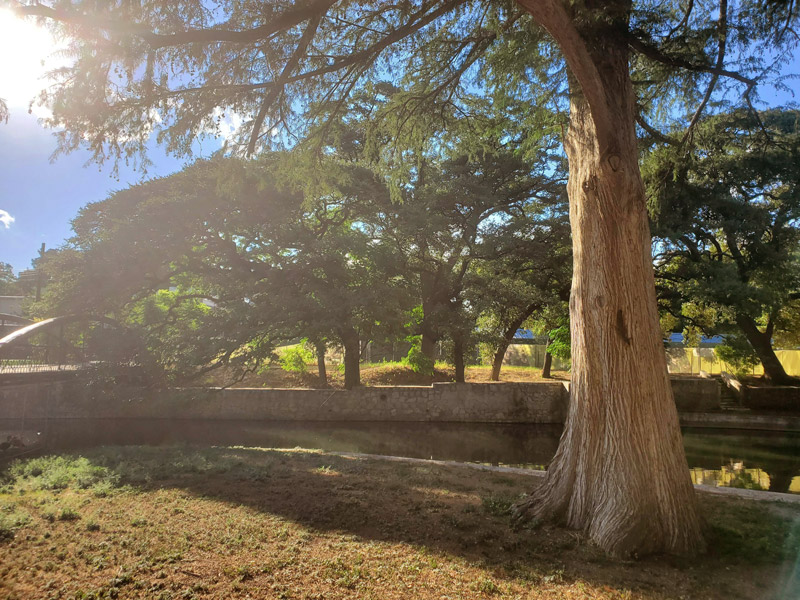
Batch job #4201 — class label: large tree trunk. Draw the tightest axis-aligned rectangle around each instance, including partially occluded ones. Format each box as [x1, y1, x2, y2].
[490, 345, 508, 382]
[420, 330, 438, 362]
[542, 349, 553, 379]
[314, 339, 328, 388]
[514, 0, 704, 557]
[420, 275, 440, 361]
[490, 304, 540, 381]
[341, 328, 361, 390]
[735, 314, 796, 385]
[453, 335, 465, 383]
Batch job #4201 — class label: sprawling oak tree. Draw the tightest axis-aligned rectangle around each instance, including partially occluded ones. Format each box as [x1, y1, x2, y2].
[647, 109, 800, 385]
[11, 0, 799, 556]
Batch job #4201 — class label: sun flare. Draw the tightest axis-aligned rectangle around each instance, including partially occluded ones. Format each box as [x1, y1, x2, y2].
[0, 8, 66, 111]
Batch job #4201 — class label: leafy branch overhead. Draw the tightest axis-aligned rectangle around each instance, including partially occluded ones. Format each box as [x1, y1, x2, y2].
[11, 0, 795, 168]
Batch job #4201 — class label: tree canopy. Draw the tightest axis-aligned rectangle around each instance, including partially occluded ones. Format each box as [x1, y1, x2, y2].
[647, 108, 800, 383]
[9, 0, 796, 169]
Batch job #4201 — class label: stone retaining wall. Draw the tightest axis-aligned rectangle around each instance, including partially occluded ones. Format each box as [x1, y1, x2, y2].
[0, 377, 718, 423]
[744, 385, 800, 411]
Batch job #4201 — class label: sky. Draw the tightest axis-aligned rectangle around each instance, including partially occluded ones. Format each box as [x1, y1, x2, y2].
[0, 7, 797, 274]
[0, 8, 213, 273]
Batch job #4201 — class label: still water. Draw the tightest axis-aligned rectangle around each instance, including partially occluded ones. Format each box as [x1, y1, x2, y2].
[1, 419, 798, 495]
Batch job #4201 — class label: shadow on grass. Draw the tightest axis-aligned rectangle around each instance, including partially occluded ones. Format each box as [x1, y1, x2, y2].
[3, 444, 799, 599]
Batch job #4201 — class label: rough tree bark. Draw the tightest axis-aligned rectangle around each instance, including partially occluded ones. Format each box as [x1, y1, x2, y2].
[735, 314, 797, 385]
[541, 348, 553, 379]
[514, 0, 705, 557]
[453, 335, 466, 383]
[490, 343, 509, 382]
[340, 328, 361, 390]
[490, 303, 541, 381]
[314, 339, 328, 388]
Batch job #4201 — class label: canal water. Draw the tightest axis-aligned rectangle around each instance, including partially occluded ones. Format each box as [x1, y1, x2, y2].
[1, 419, 798, 494]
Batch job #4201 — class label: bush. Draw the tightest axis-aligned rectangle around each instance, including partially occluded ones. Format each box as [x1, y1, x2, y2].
[546, 322, 571, 362]
[279, 342, 313, 374]
[403, 337, 434, 375]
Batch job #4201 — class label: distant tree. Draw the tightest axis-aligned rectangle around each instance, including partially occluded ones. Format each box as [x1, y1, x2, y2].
[304, 88, 567, 378]
[472, 202, 571, 381]
[647, 109, 800, 384]
[39, 155, 410, 387]
[0, 262, 19, 295]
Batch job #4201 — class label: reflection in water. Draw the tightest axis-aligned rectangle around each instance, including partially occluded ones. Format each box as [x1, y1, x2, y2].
[690, 465, 770, 491]
[1, 419, 798, 494]
[682, 428, 800, 494]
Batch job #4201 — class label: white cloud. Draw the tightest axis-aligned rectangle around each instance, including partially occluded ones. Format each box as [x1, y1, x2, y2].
[0, 210, 14, 229]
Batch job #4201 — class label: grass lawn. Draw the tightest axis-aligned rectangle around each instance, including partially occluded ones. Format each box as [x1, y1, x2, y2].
[203, 363, 569, 389]
[1, 446, 798, 599]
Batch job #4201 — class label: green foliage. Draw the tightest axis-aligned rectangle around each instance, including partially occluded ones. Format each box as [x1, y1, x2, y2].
[279, 342, 313, 374]
[648, 109, 800, 378]
[0, 262, 19, 295]
[9, 456, 118, 491]
[481, 494, 515, 518]
[403, 337, 435, 376]
[0, 505, 29, 542]
[546, 321, 571, 362]
[715, 336, 760, 377]
[705, 500, 800, 563]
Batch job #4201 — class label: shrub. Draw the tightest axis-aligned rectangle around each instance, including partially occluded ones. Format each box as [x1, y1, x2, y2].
[403, 337, 434, 375]
[279, 342, 313, 374]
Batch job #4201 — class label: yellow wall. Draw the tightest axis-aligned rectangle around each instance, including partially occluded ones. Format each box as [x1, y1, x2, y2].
[667, 348, 800, 376]
[509, 344, 800, 376]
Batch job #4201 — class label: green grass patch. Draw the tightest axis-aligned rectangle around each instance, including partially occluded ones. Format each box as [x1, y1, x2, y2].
[704, 498, 800, 562]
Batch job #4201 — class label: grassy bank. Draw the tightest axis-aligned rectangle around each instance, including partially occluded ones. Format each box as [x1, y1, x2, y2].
[1, 446, 798, 599]
[203, 363, 569, 389]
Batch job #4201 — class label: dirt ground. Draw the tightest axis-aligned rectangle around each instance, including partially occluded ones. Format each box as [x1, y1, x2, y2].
[1, 446, 798, 600]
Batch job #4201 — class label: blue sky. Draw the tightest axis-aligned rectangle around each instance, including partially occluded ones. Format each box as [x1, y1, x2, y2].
[0, 8, 215, 273]
[0, 109, 206, 273]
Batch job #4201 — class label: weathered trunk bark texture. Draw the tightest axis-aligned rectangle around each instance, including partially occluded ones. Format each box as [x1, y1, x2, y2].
[490, 305, 540, 381]
[453, 336, 465, 383]
[420, 332, 437, 362]
[542, 350, 553, 379]
[736, 314, 796, 385]
[515, 0, 704, 557]
[314, 339, 328, 388]
[341, 329, 361, 390]
[490, 346, 507, 382]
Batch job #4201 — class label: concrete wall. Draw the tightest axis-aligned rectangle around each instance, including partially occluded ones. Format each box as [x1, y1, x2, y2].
[670, 377, 721, 412]
[744, 386, 800, 411]
[0, 376, 720, 423]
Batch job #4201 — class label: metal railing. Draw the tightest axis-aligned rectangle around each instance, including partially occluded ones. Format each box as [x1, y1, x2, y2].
[0, 315, 138, 375]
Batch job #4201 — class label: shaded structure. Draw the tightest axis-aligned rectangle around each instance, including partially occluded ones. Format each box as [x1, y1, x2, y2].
[0, 313, 32, 339]
[0, 315, 139, 375]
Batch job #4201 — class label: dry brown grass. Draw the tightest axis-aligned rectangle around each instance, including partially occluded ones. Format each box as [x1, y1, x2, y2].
[1, 446, 797, 599]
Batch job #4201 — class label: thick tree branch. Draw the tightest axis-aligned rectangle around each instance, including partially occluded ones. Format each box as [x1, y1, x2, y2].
[14, 0, 339, 49]
[516, 0, 615, 152]
[636, 113, 679, 145]
[626, 32, 755, 87]
[246, 12, 323, 156]
[680, 0, 728, 147]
